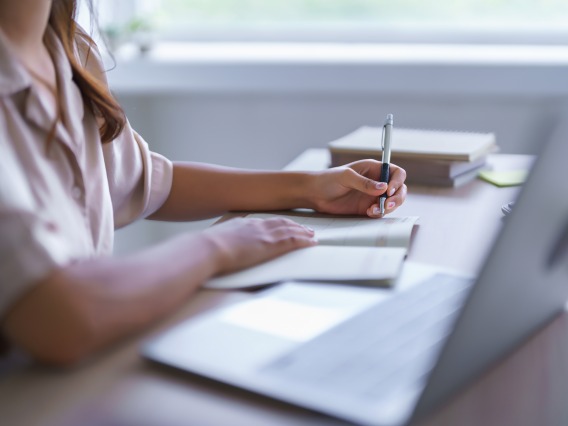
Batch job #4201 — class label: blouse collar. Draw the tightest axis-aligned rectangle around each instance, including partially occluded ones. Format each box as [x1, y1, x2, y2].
[0, 25, 74, 98]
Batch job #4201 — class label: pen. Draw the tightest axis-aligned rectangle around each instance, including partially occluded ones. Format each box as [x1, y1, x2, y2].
[379, 114, 394, 215]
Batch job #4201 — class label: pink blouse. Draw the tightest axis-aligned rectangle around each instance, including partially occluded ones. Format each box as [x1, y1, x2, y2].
[0, 28, 173, 318]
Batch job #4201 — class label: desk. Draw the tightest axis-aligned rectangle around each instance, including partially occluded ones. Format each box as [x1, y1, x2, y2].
[2, 151, 568, 426]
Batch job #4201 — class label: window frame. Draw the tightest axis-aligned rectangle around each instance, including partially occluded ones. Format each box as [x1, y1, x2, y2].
[152, 25, 568, 46]
[109, 0, 568, 46]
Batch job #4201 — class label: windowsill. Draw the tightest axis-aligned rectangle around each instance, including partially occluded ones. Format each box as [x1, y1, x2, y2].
[106, 42, 568, 96]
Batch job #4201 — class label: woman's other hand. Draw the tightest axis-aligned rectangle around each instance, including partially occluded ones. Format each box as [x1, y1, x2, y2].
[203, 217, 318, 276]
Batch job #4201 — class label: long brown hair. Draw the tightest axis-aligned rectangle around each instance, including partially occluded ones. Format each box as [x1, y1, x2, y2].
[49, 0, 125, 144]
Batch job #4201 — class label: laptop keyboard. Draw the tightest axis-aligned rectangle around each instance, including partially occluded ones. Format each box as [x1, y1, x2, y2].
[262, 274, 473, 400]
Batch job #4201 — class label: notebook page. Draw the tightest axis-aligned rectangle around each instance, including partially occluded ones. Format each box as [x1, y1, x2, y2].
[248, 213, 418, 249]
[205, 246, 406, 290]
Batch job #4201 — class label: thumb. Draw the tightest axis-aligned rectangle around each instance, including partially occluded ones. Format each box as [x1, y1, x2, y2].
[345, 169, 388, 196]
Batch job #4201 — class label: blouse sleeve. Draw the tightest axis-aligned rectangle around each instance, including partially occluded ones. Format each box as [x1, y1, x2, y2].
[75, 30, 174, 228]
[102, 127, 173, 228]
[0, 129, 74, 318]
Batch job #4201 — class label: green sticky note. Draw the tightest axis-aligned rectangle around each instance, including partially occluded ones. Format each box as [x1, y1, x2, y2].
[478, 170, 529, 187]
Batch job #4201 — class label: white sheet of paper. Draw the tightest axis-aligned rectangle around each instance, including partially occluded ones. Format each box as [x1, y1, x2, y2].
[205, 245, 406, 290]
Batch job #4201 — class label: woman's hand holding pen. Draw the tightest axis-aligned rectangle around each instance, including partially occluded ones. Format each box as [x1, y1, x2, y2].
[309, 159, 407, 218]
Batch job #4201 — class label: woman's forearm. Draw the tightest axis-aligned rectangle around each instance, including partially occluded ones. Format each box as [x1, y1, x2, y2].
[2, 232, 222, 366]
[150, 162, 318, 221]
[1, 216, 318, 366]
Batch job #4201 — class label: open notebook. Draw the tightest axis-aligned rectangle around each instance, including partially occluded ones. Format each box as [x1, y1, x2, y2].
[205, 214, 418, 290]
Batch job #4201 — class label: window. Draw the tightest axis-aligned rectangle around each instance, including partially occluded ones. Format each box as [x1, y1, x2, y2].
[107, 0, 568, 44]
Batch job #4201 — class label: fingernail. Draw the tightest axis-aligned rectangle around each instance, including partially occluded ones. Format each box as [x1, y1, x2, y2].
[389, 187, 396, 196]
[310, 237, 319, 244]
[375, 182, 387, 190]
[387, 201, 395, 209]
[303, 225, 315, 233]
[373, 207, 380, 215]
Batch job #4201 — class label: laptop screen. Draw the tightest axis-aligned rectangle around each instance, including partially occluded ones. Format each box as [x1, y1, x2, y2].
[415, 119, 568, 417]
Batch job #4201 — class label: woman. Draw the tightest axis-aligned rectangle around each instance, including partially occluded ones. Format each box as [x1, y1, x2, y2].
[0, 0, 407, 366]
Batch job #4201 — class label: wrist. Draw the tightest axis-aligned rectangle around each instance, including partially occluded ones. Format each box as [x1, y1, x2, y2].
[293, 171, 320, 211]
[168, 231, 227, 280]
[301, 171, 325, 211]
[199, 226, 235, 276]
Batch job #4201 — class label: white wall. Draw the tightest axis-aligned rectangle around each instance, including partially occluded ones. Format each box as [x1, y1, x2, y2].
[117, 93, 565, 169]
[110, 45, 568, 253]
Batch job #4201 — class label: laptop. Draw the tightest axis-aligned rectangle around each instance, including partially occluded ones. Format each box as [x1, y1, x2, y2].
[142, 122, 568, 426]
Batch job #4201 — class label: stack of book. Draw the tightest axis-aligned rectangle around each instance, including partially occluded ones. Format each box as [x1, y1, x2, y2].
[328, 126, 498, 187]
